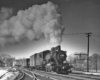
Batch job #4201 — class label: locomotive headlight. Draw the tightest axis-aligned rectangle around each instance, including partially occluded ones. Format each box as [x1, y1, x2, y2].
[59, 54, 65, 58]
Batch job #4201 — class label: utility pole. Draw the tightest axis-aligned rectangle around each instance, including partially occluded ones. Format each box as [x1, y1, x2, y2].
[94, 54, 98, 72]
[74, 53, 87, 70]
[95, 54, 98, 72]
[86, 33, 92, 72]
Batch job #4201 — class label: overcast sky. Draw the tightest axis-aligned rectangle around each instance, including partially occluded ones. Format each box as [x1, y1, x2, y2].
[0, 0, 100, 59]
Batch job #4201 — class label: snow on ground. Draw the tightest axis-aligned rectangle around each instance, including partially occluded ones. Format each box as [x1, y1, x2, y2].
[84, 72, 100, 76]
[0, 71, 19, 80]
[0, 68, 19, 80]
[0, 69, 8, 78]
[73, 70, 100, 76]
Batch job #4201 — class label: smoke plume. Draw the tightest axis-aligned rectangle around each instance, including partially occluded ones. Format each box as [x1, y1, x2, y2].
[0, 7, 13, 23]
[0, 2, 64, 46]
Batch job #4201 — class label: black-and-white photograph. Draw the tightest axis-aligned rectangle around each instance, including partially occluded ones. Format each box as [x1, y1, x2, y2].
[0, 0, 100, 80]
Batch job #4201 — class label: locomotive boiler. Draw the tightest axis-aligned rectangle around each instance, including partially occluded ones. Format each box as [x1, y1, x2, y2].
[30, 45, 72, 74]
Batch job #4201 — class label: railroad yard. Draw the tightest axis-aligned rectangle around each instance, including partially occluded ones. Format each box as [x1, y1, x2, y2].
[0, 45, 100, 80]
[16, 68, 100, 80]
[1, 68, 100, 80]
[0, 66, 100, 80]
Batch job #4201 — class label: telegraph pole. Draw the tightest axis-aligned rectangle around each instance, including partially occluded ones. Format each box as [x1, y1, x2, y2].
[74, 53, 87, 71]
[86, 33, 92, 72]
[94, 54, 98, 72]
[95, 54, 98, 72]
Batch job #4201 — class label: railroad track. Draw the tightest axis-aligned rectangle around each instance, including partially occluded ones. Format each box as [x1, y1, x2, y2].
[14, 70, 25, 80]
[23, 69, 38, 80]
[14, 69, 40, 80]
[23, 69, 59, 80]
[26, 69, 100, 80]
[69, 72, 100, 80]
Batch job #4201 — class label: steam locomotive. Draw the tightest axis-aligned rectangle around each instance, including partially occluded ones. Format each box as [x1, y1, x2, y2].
[30, 45, 72, 74]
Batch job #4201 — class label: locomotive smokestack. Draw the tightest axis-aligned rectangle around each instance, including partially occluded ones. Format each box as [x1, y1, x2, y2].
[51, 45, 61, 52]
[0, 2, 64, 46]
[56, 45, 61, 51]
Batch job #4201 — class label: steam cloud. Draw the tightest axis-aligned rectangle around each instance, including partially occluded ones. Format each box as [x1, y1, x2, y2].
[0, 2, 64, 46]
[0, 7, 13, 23]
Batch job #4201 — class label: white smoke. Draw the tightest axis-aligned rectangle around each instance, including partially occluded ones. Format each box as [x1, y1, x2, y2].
[0, 2, 64, 46]
[0, 7, 13, 23]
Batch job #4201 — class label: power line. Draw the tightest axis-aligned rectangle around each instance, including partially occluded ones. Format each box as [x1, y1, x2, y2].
[91, 35, 100, 39]
[91, 38, 100, 44]
[63, 32, 91, 36]
[63, 32, 100, 42]
[92, 33, 100, 36]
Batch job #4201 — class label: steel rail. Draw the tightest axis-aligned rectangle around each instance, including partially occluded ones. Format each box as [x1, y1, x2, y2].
[31, 69, 100, 80]
[70, 72, 100, 79]
[14, 70, 25, 80]
[23, 69, 39, 80]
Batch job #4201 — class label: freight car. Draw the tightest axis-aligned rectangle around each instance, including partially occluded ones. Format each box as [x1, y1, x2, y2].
[15, 58, 30, 68]
[23, 58, 30, 68]
[30, 45, 72, 74]
[30, 50, 50, 70]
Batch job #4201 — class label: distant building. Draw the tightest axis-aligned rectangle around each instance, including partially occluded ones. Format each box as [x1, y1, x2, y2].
[6, 58, 15, 67]
[0, 60, 5, 67]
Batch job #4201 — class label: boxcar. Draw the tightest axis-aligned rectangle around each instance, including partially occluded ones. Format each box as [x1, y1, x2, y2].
[30, 54, 36, 69]
[22, 58, 30, 68]
[35, 53, 42, 69]
[35, 50, 50, 70]
[30, 50, 50, 70]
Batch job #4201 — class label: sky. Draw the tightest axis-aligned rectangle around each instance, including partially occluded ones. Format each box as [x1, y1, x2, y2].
[0, 0, 100, 59]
